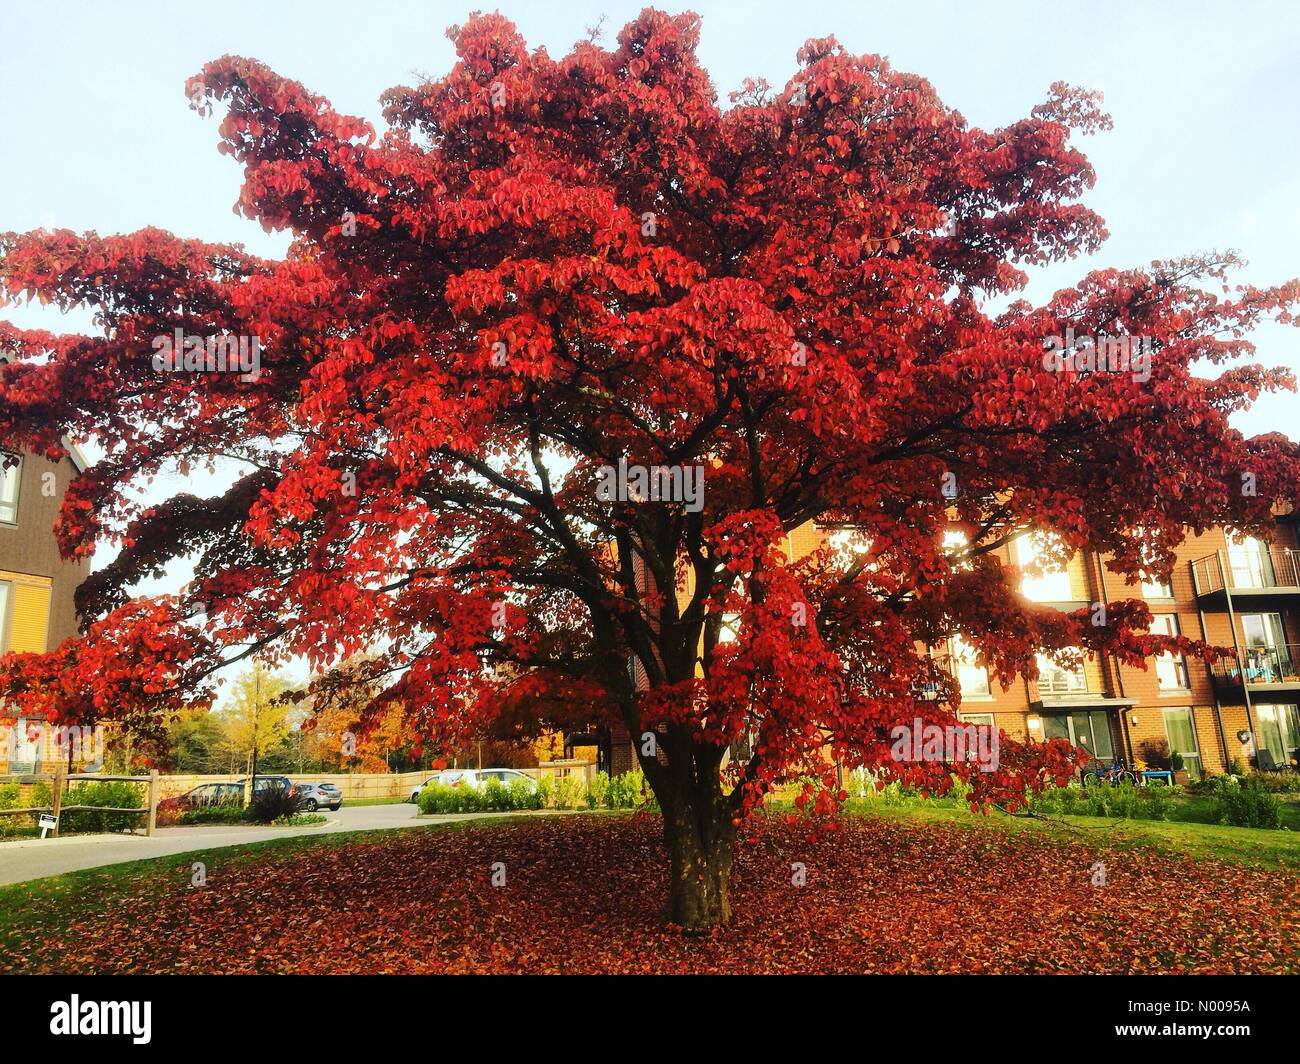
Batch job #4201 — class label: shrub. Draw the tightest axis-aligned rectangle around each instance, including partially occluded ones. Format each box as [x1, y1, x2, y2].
[1241, 772, 1300, 794]
[483, 778, 510, 810]
[1215, 777, 1282, 829]
[554, 775, 584, 810]
[609, 769, 647, 809]
[59, 781, 146, 834]
[1030, 782, 1173, 821]
[534, 774, 554, 809]
[178, 802, 246, 825]
[0, 782, 34, 837]
[418, 781, 485, 814]
[587, 771, 611, 809]
[509, 775, 543, 810]
[247, 784, 303, 824]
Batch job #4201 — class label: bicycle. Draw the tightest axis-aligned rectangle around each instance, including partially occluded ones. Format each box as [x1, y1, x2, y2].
[1081, 758, 1137, 786]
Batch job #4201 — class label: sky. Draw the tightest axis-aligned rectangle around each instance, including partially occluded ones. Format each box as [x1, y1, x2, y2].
[2, 0, 1298, 690]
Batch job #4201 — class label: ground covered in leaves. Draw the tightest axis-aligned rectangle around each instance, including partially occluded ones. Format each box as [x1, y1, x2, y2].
[2, 812, 1296, 973]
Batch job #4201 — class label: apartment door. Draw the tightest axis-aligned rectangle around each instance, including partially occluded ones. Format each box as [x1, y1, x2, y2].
[1161, 707, 1203, 780]
[1255, 705, 1300, 771]
[1042, 710, 1116, 764]
[1240, 613, 1290, 682]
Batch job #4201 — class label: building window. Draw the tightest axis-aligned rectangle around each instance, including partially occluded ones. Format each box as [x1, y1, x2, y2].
[1150, 614, 1189, 690]
[1140, 575, 1173, 599]
[0, 581, 9, 650]
[1036, 652, 1088, 695]
[1227, 534, 1275, 590]
[1135, 533, 1172, 598]
[1015, 533, 1074, 602]
[0, 454, 19, 524]
[950, 634, 990, 696]
[718, 612, 741, 644]
[942, 529, 972, 572]
[1161, 706, 1202, 780]
[958, 712, 995, 729]
[827, 526, 872, 559]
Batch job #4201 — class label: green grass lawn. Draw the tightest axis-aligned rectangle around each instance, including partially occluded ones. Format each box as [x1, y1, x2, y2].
[841, 798, 1300, 871]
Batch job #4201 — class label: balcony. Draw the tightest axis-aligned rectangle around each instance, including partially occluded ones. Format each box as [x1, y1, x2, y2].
[1191, 549, 1300, 604]
[1210, 643, 1300, 701]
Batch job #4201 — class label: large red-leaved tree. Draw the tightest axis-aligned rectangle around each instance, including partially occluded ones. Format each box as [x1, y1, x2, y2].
[3, 9, 1299, 927]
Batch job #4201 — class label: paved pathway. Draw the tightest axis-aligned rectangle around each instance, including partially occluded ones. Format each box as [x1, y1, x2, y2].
[0, 801, 495, 886]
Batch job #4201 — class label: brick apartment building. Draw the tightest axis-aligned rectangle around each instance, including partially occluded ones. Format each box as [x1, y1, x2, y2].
[578, 514, 1300, 781]
[0, 442, 91, 773]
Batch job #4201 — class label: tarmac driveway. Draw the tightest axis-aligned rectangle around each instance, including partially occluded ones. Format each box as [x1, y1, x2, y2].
[0, 800, 458, 886]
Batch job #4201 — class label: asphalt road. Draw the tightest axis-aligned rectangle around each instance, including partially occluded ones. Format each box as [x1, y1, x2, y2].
[0, 801, 473, 886]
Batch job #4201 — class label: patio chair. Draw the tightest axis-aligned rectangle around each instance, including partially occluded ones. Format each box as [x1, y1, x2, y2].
[1256, 749, 1287, 774]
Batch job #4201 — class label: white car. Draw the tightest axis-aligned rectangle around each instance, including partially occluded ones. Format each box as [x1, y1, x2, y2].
[409, 768, 477, 803]
[409, 767, 539, 802]
[476, 768, 538, 792]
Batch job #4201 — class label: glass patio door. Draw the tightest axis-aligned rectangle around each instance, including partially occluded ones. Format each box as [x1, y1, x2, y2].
[1161, 706, 1202, 779]
[1042, 710, 1116, 763]
[1255, 705, 1300, 771]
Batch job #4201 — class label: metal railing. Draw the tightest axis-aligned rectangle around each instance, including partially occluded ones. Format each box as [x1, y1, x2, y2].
[1210, 643, 1300, 688]
[1192, 549, 1300, 595]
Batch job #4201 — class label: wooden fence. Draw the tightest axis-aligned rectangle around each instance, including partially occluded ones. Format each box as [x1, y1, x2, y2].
[155, 760, 597, 800]
[0, 766, 158, 838]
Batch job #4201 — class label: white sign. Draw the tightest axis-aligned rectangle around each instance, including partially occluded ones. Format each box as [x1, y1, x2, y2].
[38, 813, 57, 838]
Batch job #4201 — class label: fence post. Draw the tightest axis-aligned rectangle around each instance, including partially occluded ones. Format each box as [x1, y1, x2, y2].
[50, 764, 64, 838]
[147, 769, 158, 837]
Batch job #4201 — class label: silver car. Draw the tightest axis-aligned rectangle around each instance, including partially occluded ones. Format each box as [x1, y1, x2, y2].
[295, 782, 343, 811]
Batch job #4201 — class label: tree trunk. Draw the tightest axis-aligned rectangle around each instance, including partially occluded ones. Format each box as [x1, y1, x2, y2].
[661, 793, 735, 930]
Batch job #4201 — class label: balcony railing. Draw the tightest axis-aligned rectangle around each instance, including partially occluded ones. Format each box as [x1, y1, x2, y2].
[1191, 550, 1300, 595]
[1211, 643, 1300, 689]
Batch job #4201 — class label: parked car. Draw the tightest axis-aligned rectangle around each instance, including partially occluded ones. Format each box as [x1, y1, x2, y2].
[409, 769, 477, 803]
[295, 782, 343, 812]
[476, 768, 538, 793]
[233, 776, 303, 807]
[157, 782, 244, 814]
[409, 768, 540, 803]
